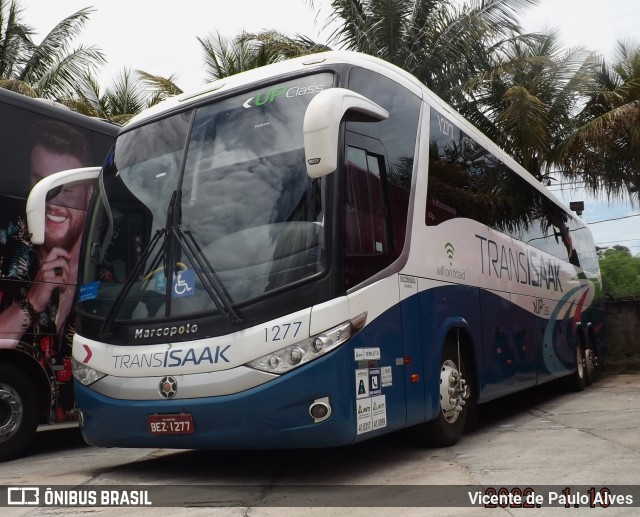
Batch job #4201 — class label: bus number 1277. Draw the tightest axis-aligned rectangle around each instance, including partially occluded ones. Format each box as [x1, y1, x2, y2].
[265, 321, 302, 342]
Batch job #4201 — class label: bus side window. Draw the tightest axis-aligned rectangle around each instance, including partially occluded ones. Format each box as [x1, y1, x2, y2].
[341, 67, 418, 289]
[343, 139, 402, 288]
[344, 145, 390, 255]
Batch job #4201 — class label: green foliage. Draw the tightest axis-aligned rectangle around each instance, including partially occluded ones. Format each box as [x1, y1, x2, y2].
[198, 30, 330, 82]
[66, 68, 183, 123]
[323, 0, 539, 96]
[461, 30, 594, 180]
[0, 0, 105, 100]
[301, 1, 640, 198]
[599, 246, 640, 299]
[555, 39, 640, 202]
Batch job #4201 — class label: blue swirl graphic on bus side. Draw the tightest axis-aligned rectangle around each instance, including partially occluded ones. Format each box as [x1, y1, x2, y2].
[542, 284, 589, 374]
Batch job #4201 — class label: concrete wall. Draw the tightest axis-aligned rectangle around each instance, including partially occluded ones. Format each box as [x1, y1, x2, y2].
[605, 300, 640, 355]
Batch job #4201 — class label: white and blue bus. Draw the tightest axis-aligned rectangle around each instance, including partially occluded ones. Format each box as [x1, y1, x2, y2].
[27, 51, 605, 449]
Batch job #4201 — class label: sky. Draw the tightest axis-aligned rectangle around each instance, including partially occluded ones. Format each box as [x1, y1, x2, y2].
[22, 0, 640, 253]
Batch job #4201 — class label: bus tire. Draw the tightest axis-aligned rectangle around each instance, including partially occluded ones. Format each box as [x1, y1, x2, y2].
[419, 341, 472, 447]
[585, 334, 598, 385]
[566, 342, 587, 392]
[584, 346, 594, 387]
[0, 364, 39, 462]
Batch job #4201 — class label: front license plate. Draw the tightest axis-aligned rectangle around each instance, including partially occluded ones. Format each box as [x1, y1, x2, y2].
[148, 414, 195, 435]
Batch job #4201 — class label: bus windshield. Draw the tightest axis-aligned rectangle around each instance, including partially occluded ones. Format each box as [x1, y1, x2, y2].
[80, 73, 333, 322]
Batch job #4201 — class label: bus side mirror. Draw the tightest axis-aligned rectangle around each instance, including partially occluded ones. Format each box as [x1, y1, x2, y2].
[26, 166, 101, 244]
[303, 88, 389, 178]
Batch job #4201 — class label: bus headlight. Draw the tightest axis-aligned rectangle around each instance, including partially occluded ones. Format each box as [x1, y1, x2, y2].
[247, 319, 355, 374]
[72, 358, 106, 386]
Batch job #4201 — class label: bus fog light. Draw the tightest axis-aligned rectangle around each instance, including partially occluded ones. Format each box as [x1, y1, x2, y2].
[309, 397, 332, 423]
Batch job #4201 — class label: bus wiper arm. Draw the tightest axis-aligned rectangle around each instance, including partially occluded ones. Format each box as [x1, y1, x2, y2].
[161, 189, 240, 322]
[99, 228, 166, 339]
[173, 227, 242, 324]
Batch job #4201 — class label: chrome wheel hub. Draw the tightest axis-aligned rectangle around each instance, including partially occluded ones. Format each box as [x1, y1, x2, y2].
[0, 384, 22, 441]
[439, 359, 470, 423]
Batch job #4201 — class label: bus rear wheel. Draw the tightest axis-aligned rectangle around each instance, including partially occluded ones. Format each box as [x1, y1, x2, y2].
[0, 364, 39, 462]
[566, 342, 587, 392]
[418, 341, 472, 447]
[584, 343, 598, 386]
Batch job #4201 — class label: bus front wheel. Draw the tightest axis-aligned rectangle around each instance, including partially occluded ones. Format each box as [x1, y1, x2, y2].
[0, 364, 39, 462]
[417, 341, 472, 447]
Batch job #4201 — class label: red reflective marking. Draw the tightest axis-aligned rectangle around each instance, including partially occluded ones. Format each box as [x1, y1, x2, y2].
[82, 344, 92, 363]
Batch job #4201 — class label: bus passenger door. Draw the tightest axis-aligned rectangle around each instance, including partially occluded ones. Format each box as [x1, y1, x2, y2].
[343, 132, 412, 434]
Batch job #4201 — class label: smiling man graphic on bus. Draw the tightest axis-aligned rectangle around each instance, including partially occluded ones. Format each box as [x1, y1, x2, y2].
[0, 120, 92, 419]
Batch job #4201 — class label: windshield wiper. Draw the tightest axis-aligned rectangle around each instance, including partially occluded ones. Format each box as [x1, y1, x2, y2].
[99, 188, 242, 338]
[99, 227, 166, 339]
[163, 188, 241, 323]
[173, 226, 242, 324]
[163, 190, 181, 279]
[155, 107, 243, 324]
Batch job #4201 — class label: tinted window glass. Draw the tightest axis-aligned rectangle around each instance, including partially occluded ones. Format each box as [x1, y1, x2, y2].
[80, 74, 331, 321]
[426, 108, 591, 266]
[347, 68, 420, 192]
[343, 68, 420, 287]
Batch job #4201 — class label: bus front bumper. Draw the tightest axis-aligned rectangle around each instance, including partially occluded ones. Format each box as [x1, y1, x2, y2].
[74, 350, 357, 449]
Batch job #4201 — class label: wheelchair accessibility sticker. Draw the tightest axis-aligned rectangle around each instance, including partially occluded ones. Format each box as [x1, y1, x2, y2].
[172, 269, 195, 298]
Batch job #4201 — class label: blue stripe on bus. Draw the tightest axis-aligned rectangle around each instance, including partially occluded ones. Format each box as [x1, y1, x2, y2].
[75, 284, 604, 449]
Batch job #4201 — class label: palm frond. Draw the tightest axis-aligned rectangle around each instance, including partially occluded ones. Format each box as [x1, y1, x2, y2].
[0, 77, 35, 95]
[29, 44, 105, 99]
[198, 31, 256, 81]
[136, 69, 183, 103]
[19, 8, 104, 93]
[0, 0, 32, 78]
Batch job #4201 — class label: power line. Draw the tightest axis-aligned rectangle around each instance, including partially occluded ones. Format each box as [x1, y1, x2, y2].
[587, 213, 640, 225]
[548, 181, 588, 191]
[596, 238, 640, 245]
[598, 243, 640, 248]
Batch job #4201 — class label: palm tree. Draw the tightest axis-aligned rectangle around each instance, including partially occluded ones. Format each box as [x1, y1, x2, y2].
[66, 68, 183, 124]
[322, 0, 539, 97]
[314, 1, 640, 198]
[0, 0, 104, 100]
[459, 30, 596, 180]
[288, 0, 571, 181]
[136, 69, 183, 105]
[198, 30, 329, 81]
[554, 39, 640, 200]
[0, 0, 30, 91]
